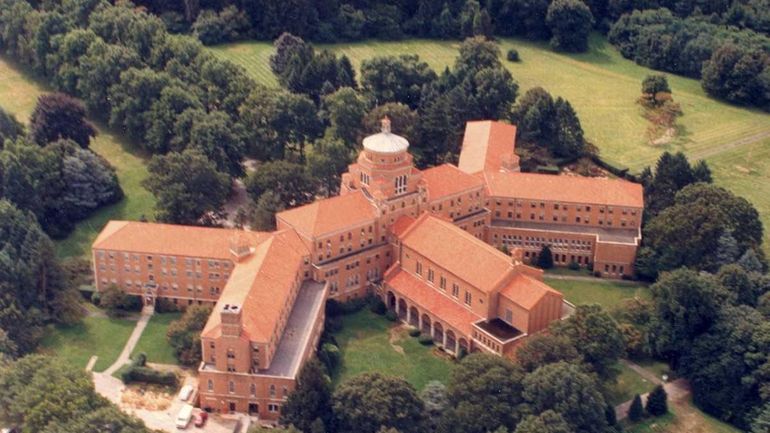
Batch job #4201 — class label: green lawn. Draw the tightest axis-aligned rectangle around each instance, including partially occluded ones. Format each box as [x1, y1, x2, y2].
[332, 309, 454, 390]
[39, 314, 136, 372]
[210, 34, 770, 252]
[544, 277, 650, 311]
[604, 362, 657, 406]
[131, 312, 182, 365]
[0, 56, 155, 259]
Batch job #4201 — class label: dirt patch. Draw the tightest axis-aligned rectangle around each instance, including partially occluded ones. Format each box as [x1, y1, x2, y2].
[120, 383, 176, 411]
[389, 326, 406, 355]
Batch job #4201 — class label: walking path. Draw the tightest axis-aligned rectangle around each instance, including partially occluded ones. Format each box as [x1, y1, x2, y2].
[614, 359, 691, 421]
[103, 305, 154, 376]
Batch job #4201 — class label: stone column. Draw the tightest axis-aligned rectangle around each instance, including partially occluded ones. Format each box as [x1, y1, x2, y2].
[406, 305, 411, 324]
[442, 328, 448, 348]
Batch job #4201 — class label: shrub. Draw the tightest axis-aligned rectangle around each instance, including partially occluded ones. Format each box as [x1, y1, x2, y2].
[385, 310, 398, 322]
[91, 292, 101, 306]
[537, 245, 554, 269]
[418, 335, 433, 346]
[646, 385, 668, 416]
[133, 352, 147, 367]
[408, 328, 421, 337]
[325, 315, 343, 333]
[568, 261, 581, 271]
[319, 342, 340, 372]
[457, 347, 467, 360]
[628, 394, 644, 421]
[369, 297, 387, 315]
[125, 366, 178, 386]
[155, 298, 179, 313]
[506, 48, 520, 62]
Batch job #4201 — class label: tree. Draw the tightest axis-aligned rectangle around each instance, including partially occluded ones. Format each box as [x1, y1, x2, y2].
[537, 245, 554, 269]
[108, 67, 172, 142]
[515, 333, 582, 373]
[333, 373, 426, 433]
[245, 191, 285, 231]
[420, 381, 448, 432]
[513, 411, 572, 433]
[144, 85, 204, 153]
[715, 231, 740, 267]
[522, 362, 609, 433]
[646, 385, 668, 416]
[185, 110, 246, 178]
[143, 149, 231, 224]
[718, 264, 762, 306]
[550, 304, 625, 377]
[702, 44, 770, 109]
[167, 304, 212, 365]
[628, 394, 644, 421]
[0, 107, 24, 144]
[270, 33, 314, 86]
[246, 160, 317, 207]
[360, 55, 437, 108]
[649, 269, 730, 366]
[306, 138, 354, 196]
[98, 284, 139, 317]
[643, 183, 764, 275]
[57, 141, 123, 220]
[642, 74, 671, 97]
[29, 93, 96, 148]
[546, 0, 594, 52]
[323, 87, 368, 146]
[441, 354, 526, 433]
[752, 403, 770, 433]
[76, 40, 142, 116]
[455, 36, 503, 78]
[280, 359, 333, 433]
[739, 248, 765, 273]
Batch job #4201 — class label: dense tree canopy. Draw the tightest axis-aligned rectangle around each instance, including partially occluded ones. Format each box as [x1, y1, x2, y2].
[280, 359, 333, 433]
[361, 55, 437, 108]
[546, 0, 594, 52]
[167, 304, 212, 365]
[29, 93, 96, 148]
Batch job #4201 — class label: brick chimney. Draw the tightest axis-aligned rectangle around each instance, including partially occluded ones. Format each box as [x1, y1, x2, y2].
[229, 233, 252, 262]
[220, 304, 242, 337]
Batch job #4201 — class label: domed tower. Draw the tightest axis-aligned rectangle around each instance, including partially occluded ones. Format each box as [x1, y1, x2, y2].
[341, 117, 422, 202]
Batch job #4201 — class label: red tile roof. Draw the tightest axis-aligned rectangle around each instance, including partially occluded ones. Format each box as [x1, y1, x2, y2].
[202, 229, 309, 342]
[399, 214, 513, 293]
[92, 221, 268, 259]
[458, 121, 518, 174]
[385, 268, 481, 336]
[499, 273, 562, 309]
[276, 190, 377, 239]
[483, 172, 644, 208]
[391, 215, 416, 238]
[420, 164, 484, 202]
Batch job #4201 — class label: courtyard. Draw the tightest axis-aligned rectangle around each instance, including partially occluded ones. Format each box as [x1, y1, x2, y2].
[331, 309, 454, 390]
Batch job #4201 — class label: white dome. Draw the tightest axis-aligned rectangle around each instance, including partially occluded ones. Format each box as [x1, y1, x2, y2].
[362, 117, 409, 153]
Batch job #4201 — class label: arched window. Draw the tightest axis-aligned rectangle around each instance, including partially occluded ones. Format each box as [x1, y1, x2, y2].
[282, 386, 289, 398]
[269, 384, 276, 397]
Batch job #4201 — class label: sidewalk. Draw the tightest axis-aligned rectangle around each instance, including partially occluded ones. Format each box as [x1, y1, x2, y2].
[614, 359, 691, 421]
[103, 305, 154, 376]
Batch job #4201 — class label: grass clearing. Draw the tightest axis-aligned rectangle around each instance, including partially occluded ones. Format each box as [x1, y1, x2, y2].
[131, 312, 182, 365]
[211, 34, 770, 252]
[331, 309, 454, 390]
[544, 277, 650, 311]
[0, 56, 155, 260]
[39, 314, 136, 372]
[605, 362, 657, 406]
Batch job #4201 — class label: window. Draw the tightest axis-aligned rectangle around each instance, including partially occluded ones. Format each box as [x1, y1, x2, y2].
[268, 404, 279, 413]
[416, 261, 422, 275]
[269, 385, 276, 398]
[208, 380, 213, 391]
[427, 269, 434, 283]
[452, 284, 459, 298]
[439, 276, 446, 290]
[229, 381, 235, 394]
[250, 383, 256, 396]
[394, 174, 407, 195]
[464, 291, 472, 306]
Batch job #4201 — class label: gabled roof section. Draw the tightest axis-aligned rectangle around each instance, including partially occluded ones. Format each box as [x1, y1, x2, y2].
[484, 172, 644, 208]
[276, 190, 378, 238]
[399, 214, 513, 293]
[458, 121, 517, 174]
[385, 268, 481, 336]
[420, 164, 484, 202]
[499, 273, 562, 310]
[92, 221, 268, 259]
[202, 229, 309, 342]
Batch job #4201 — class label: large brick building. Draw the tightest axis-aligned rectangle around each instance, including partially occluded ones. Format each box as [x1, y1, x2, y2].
[91, 119, 642, 421]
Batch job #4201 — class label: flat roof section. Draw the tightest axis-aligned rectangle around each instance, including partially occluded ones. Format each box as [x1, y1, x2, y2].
[263, 280, 326, 378]
[474, 318, 523, 341]
[490, 220, 640, 245]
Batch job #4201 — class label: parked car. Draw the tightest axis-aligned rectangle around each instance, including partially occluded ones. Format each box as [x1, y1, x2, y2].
[178, 385, 194, 401]
[194, 412, 208, 427]
[176, 404, 194, 429]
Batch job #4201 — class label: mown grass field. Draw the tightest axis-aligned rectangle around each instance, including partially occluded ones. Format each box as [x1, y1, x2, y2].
[543, 277, 650, 311]
[131, 312, 182, 365]
[210, 34, 770, 252]
[0, 56, 155, 259]
[39, 315, 136, 372]
[331, 309, 454, 390]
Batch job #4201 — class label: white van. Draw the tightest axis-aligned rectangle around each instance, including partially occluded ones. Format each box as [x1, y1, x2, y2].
[176, 404, 194, 429]
[178, 385, 194, 402]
